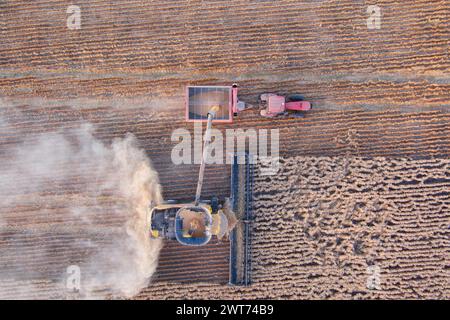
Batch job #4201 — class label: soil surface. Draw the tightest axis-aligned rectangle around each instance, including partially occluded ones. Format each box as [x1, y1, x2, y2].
[0, 0, 448, 299]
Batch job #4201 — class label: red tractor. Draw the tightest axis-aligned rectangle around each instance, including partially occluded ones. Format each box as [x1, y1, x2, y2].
[186, 84, 311, 123]
[258, 92, 311, 118]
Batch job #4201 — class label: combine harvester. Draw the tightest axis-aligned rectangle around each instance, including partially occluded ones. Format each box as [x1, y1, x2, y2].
[149, 85, 311, 285]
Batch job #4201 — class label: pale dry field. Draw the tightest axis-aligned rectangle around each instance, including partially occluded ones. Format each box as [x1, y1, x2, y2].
[0, 0, 449, 299]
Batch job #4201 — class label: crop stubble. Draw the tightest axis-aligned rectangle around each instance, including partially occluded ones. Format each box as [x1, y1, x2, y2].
[0, 0, 448, 299]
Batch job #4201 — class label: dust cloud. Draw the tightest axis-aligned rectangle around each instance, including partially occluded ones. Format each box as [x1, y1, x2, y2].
[0, 119, 163, 299]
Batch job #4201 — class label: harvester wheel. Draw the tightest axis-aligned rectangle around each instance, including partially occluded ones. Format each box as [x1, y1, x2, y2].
[286, 94, 304, 102]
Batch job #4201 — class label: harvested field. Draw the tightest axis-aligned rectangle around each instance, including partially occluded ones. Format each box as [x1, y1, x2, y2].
[155, 239, 229, 284]
[0, 0, 449, 299]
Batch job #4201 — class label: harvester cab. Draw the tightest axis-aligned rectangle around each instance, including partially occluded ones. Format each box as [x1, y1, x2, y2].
[148, 200, 229, 246]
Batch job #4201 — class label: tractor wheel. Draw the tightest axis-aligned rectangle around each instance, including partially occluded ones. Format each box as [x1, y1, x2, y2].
[286, 94, 304, 102]
[259, 93, 274, 103]
[292, 112, 305, 118]
[258, 93, 265, 103]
